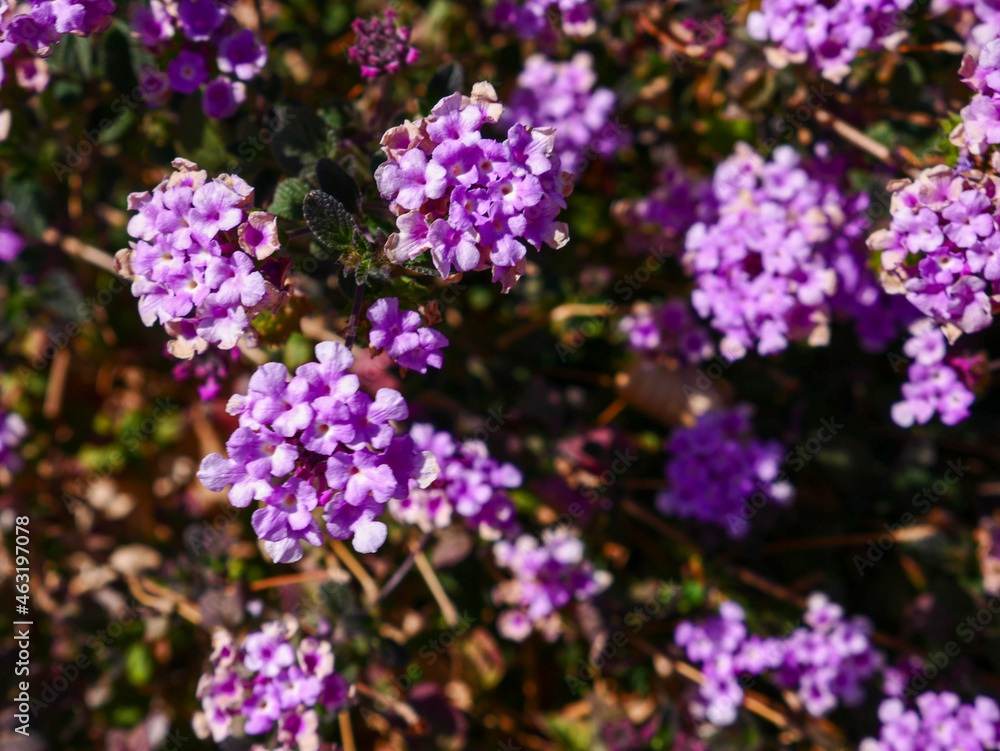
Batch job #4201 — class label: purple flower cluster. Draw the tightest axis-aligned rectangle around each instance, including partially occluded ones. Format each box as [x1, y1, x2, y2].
[0, 402, 27, 472]
[618, 299, 715, 365]
[959, 39, 1000, 154]
[685, 143, 907, 361]
[491, 527, 611, 642]
[348, 8, 419, 78]
[501, 52, 627, 179]
[772, 592, 883, 717]
[193, 621, 350, 747]
[676, 593, 882, 727]
[375, 82, 572, 293]
[611, 149, 715, 256]
[860, 692, 1000, 751]
[891, 318, 977, 426]
[676, 601, 784, 726]
[656, 407, 794, 538]
[115, 159, 288, 359]
[129, 0, 266, 118]
[196, 341, 439, 559]
[0, 0, 115, 95]
[366, 297, 448, 374]
[493, 0, 596, 41]
[172, 349, 239, 401]
[0, 222, 25, 262]
[389, 422, 522, 540]
[746, 0, 913, 82]
[871, 165, 1000, 337]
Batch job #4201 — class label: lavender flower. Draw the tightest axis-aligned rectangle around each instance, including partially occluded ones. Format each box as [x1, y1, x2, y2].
[348, 8, 419, 78]
[0, 401, 27, 473]
[389, 422, 522, 540]
[376, 82, 572, 292]
[657, 406, 794, 538]
[491, 527, 611, 642]
[747, 0, 914, 83]
[193, 620, 351, 748]
[366, 297, 448, 374]
[686, 143, 911, 361]
[502, 52, 627, 178]
[860, 692, 1000, 751]
[115, 159, 288, 359]
[196, 341, 439, 559]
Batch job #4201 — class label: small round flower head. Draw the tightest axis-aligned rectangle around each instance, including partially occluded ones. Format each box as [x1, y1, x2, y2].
[348, 8, 419, 78]
[375, 82, 572, 293]
[501, 52, 628, 179]
[168, 49, 209, 94]
[197, 341, 439, 559]
[772, 592, 883, 717]
[115, 158, 288, 359]
[891, 318, 978, 427]
[177, 0, 227, 42]
[0, 223, 25, 262]
[193, 621, 350, 748]
[686, 143, 909, 360]
[491, 527, 611, 642]
[675, 601, 783, 726]
[365, 297, 448, 374]
[870, 164, 1000, 339]
[619, 299, 715, 365]
[657, 406, 794, 537]
[389, 422, 522, 540]
[493, 0, 596, 42]
[860, 692, 1000, 751]
[747, 0, 913, 83]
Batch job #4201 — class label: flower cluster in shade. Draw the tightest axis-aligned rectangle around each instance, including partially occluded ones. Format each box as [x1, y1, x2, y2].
[0, 401, 27, 472]
[374, 81, 572, 293]
[676, 593, 883, 727]
[611, 148, 715, 256]
[196, 341, 439, 560]
[891, 318, 980, 427]
[0, 212, 25, 261]
[493, 0, 596, 42]
[860, 692, 1000, 751]
[684, 143, 913, 361]
[347, 8, 419, 78]
[389, 422, 522, 540]
[193, 620, 350, 748]
[501, 52, 627, 179]
[365, 297, 448, 374]
[618, 299, 715, 365]
[656, 407, 793, 538]
[491, 527, 611, 643]
[0, 0, 115, 97]
[128, 0, 267, 118]
[115, 159, 288, 359]
[746, 0, 913, 83]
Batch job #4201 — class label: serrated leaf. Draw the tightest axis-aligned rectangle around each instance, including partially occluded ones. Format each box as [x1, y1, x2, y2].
[269, 177, 311, 220]
[315, 158, 362, 214]
[303, 190, 357, 251]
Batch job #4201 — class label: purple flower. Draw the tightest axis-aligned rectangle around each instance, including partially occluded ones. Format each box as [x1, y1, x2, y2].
[348, 8, 419, 78]
[167, 49, 208, 94]
[366, 297, 448, 374]
[375, 148, 448, 212]
[217, 29, 268, 81]
[177, 0, 226, 42]
[243, 631, 295, 678]
[202, 76, 246, 119]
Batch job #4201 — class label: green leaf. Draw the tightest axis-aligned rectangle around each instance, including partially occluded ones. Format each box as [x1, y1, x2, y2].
[303, 190, 357, 252]
[269, 177, 311, 220]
